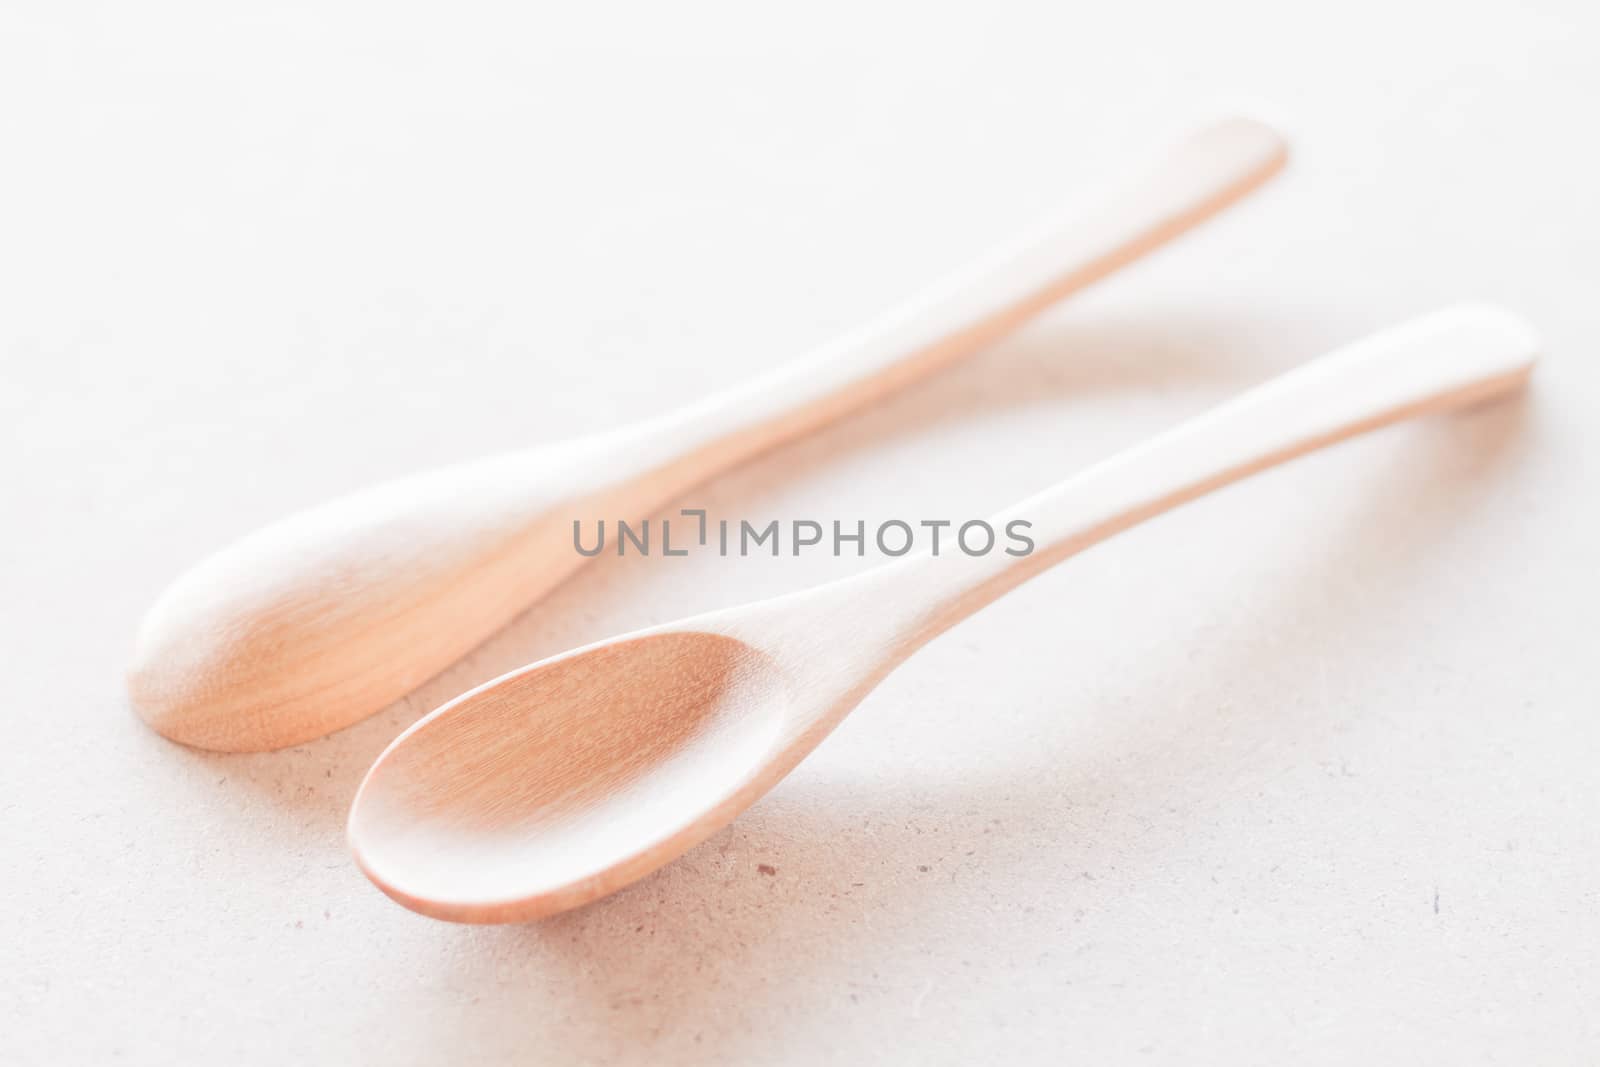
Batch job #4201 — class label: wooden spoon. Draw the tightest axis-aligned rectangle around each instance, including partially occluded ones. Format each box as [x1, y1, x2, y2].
[348, 305, 1537, 923]
[129, 116, 1287, 752]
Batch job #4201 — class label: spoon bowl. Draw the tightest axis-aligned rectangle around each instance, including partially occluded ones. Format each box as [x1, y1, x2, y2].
[351, 631, 797, 920]
[349, 306, 1538, 922]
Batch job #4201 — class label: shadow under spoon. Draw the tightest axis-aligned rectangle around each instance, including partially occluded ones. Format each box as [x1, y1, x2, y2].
[347, 304, 1538, 923]
[127, 115, 1287, 752]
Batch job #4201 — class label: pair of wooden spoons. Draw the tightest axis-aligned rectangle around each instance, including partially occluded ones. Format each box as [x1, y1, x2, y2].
[127, 115, 1538, 923]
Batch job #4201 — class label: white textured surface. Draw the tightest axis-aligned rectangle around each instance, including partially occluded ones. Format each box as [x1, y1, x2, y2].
[2, 3, 1596, 1063]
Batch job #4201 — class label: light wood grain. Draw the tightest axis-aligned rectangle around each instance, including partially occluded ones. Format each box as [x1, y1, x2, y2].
[347, 305, 1538, 923]
[128, 116, 1287, 751]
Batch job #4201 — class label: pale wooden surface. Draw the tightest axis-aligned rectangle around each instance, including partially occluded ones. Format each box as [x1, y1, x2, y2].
[3, 2, 1598, 1064]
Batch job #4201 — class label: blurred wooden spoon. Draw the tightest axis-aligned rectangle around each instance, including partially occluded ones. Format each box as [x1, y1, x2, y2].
[130, 116, 1287, 751]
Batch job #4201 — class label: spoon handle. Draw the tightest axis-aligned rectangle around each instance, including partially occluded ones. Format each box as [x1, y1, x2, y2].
[867, 306, 1537, 653]
[630, 116, 1286, 473]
